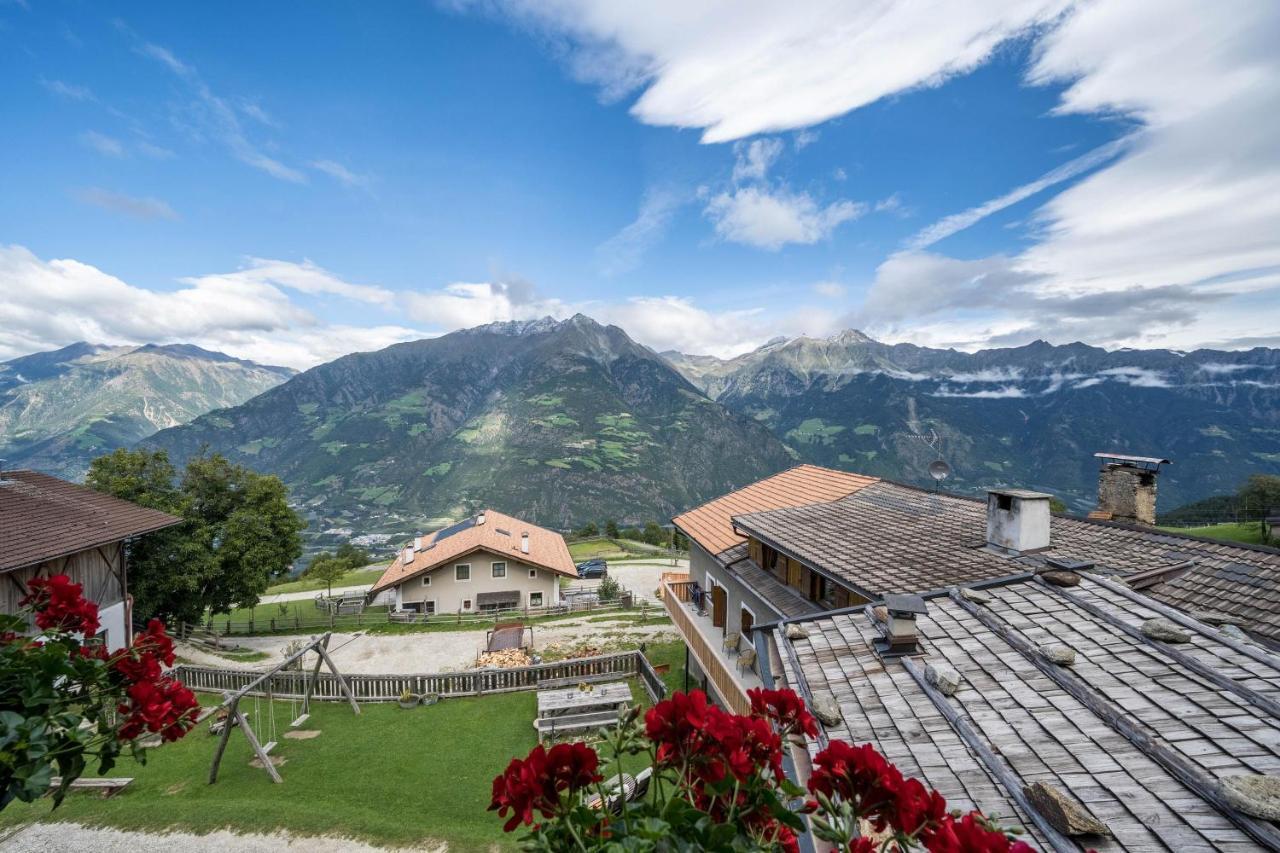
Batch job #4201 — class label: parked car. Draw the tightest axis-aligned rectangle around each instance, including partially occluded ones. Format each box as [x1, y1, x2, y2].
[575, 558, 608, 579]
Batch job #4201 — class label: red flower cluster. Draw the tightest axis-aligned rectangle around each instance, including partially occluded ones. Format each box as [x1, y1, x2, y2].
[20, 574, 100, 636]
[646, 689, 784, 787]
[748, 687, 819, 738]
[489, 742, 602, 831]
[113, 619, 198, 743]
[811, 741, 1031, 851]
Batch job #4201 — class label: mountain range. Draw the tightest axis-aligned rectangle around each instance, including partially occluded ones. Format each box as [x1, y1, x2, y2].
[142, 316, 794, 538]
[8, 318, 1279, 539]
[0, 342, 294, 480]
[662, 330, 1280, 511]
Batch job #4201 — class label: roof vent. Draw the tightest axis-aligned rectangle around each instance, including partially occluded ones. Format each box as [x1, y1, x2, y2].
[520, 532, 530, 554]
[414, 535, 424, 550]
[477, 512, 486, 525]
[986, 489, 1052, 554]
[401, 546, 414, 565]
[874, 594, 927, 657]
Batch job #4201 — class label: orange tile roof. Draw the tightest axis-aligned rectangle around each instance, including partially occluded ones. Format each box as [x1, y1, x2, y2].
[371, 508, 577, 592]
[672, 464, 877, 559]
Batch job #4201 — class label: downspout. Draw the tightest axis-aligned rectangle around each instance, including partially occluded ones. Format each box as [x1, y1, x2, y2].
[752, 625, 818, 853]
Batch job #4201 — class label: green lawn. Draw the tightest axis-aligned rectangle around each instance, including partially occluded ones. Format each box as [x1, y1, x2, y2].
[1, 644, 691, 849]
[0, 693, 535, 850]
[1156, 522, 1269, 545]
[264, 566, 386, 596]
[568, 537, 679, 561]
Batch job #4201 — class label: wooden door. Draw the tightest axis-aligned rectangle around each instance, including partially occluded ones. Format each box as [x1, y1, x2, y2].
[711, 585, 726, 629]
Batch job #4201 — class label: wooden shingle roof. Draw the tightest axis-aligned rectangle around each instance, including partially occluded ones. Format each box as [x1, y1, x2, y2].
[0, 470, 182, 572]
[778, 575, 1280, 851]
[370, 508, 577, 592]
[672, 464, 877, 559]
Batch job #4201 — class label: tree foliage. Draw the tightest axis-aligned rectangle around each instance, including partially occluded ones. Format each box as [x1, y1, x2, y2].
[304, 541, 372, 596]
[87, 448, 305, 624]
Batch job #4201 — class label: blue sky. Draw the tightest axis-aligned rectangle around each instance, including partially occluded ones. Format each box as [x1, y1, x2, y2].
[1, 1, 1277, 368]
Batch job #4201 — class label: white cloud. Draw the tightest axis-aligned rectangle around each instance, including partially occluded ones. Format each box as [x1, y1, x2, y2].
[182, 258, 396, 307]
[595, 187, 685, 275]
[403, 281, 571, 329]
[0, 246, 412, 369]
[135, 38, 304, 182]
[932, 385, 1027, 399]
[311, 159, 372, 189]
[465, 0, 1073, 143]
[812, 281, 845, 298]
[731, 138, 784, 183]
[74, 187, 180, 221]
[40, 78, 93, 101]
[904, 137, 1129, 250]
[80, 130, 125, 157]
[793, 130, 819, 150]
[595, 296, 766, 358]
[705, 187, 864, 250]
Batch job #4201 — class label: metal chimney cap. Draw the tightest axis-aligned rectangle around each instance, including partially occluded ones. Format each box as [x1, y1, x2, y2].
[883, 593, 928, 616]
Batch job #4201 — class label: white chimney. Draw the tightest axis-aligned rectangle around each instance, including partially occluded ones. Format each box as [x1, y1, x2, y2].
[414, 535, 423, 550]
[402, 545, 414, 564]
[520, 532, 530, 554]
[477, 512, 486, 526]
[986, 489, 1052, 554]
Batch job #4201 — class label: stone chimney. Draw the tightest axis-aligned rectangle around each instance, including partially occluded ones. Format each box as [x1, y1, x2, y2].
[874, 594, 927, 656]
[986, 489, 1052, 554]
[1094, 452, 1170, 525]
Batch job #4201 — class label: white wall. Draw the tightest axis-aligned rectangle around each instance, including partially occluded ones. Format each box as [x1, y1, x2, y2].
[396, 553, 559, 614]
[98, 600, 128, 650]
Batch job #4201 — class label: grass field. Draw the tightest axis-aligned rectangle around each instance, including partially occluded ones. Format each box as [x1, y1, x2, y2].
[568, 537, 675, 561]
[1, 642, 690, 849]
[1156, 522, 1269, 545]
[0, 693, 534, 850]
[264, 566, 385, 596]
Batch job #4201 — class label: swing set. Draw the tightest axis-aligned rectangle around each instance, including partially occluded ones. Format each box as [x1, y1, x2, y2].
[208, 632, 360, 784]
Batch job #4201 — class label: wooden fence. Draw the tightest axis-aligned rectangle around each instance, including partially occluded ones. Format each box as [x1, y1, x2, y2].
[192, 594, 641, 637]
[174, 649, 668, 704]
[661, 580, 751, 715]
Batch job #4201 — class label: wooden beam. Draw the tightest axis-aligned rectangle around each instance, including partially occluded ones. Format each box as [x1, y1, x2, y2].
[234, 705, 282, 783]
[900, 657, 1078, 853]
[316, 634, 360, 715]
[300, 638, 326, 717]
[1036, 577, 1280, 720]
[1083, 571, 1280, 672]
[208, 695, 238, 785]
[949, 590, 1280, 850]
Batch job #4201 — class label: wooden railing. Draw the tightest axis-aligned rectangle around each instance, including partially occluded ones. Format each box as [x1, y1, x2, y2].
[174, 649, 666, 704]
[661, 580, 751, 715]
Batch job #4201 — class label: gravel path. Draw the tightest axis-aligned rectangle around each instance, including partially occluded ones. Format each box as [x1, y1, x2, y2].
[0, 823, 446, 853]
[206, 613, 676, 674]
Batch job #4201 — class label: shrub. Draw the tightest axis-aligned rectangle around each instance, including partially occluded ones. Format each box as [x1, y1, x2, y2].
[0, 575, 198, 811]
[489, 687, 1034, 851]
[597, 575, 621, 602]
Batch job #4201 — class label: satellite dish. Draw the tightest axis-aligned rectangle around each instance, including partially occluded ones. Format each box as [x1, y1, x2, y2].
[928, 460, 951, 482]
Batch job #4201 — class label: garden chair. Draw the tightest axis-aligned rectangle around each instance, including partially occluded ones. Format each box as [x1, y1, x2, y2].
[737, 648, 757, 676]
[722, 632, 741, 656]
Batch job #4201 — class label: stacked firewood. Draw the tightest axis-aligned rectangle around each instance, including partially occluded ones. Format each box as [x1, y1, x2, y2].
[476, 649, 532, 668]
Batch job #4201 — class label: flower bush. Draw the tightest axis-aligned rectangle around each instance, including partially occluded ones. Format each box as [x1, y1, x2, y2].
[0, 575, 199, 810]
[490, 686, 1034, 852]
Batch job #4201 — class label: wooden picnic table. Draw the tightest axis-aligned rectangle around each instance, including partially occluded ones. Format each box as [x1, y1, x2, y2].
[537, 681, 632, 719]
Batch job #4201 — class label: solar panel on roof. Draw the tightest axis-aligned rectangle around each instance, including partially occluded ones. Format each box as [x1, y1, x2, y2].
[434, 516, 478, 542]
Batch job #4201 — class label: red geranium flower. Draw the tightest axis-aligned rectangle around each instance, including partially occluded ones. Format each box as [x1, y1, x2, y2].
[20, 574, 100, 636]
[489, 741, 602, 833]
[922, 810, 1035, 852]
[748, 687, 819, 738]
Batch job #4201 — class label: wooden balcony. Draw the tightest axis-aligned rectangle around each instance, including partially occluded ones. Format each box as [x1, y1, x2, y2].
[660, 580, 761, 715]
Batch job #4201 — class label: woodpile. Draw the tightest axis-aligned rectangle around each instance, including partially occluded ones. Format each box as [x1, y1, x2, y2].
[477, 649, 532, 668]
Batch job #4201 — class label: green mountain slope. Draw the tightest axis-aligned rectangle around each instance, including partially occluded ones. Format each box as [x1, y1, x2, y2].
[0, 343, 294, 479]
[664, 332, 1280, 511]
[144, 316, 794, 535]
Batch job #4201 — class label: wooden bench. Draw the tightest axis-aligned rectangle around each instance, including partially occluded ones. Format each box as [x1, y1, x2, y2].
[533, 710, 621, 741]
[536, 672, 624, 690]
[49, 777, 134, 797]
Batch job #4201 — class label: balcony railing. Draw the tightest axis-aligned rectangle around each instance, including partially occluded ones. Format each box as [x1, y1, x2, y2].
[661, 580, 756, 715]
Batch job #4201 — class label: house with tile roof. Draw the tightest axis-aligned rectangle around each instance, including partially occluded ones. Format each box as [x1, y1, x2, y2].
[0, 468, 182, 648]
[665, 459, 1280, 718]
[370, 508, 578, 616]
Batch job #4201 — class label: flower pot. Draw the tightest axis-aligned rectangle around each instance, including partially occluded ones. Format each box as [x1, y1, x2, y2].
[398, 695, 420, 709]
[420, 692, 440, 706]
